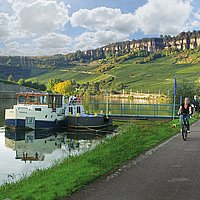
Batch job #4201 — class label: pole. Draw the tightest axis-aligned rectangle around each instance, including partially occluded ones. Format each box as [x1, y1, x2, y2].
[106, 90, 108, 118]
[173, 76, 177, 119]
[173, 95, 176, 119]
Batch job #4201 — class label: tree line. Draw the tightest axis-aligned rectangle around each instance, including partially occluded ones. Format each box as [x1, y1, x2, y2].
[15, 77, 123, 97]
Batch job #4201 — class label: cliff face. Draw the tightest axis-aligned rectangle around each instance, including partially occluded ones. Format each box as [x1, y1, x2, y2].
[164, 35, 200, 51]
[83, 31, 200, 59]
[84, 38, 165, 57]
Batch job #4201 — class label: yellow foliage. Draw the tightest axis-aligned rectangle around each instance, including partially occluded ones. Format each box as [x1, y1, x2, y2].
[171, 124, 177, 128]
[54, 80, 74, 96]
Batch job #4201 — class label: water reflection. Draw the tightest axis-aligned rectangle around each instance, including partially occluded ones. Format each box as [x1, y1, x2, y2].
[5, 128, 102, 163]
[0, 98, 16, 127]
[1, 128, 101, 185]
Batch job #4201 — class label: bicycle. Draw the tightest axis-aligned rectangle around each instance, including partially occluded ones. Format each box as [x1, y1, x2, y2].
[181, 114, 189, 141]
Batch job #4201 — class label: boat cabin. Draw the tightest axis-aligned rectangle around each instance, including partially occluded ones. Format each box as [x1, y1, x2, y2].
[16, 92, 63, 110]
[65, 96, 85, 116]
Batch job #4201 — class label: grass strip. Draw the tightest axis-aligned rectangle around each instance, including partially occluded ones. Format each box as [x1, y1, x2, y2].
[0, 119, 196, 200]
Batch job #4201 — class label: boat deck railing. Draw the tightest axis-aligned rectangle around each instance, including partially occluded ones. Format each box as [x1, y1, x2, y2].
[68, 100, 83, 106]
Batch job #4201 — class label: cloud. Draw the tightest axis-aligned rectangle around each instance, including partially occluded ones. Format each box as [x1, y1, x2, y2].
[70, 1, 194, 50]
[0, 12, 11, 39]
[0, 0, 72, 55]
[0, 0, 198, 56]
[194, 10, 200, 21]
[13, 0, 70, 35]
[0, 0, 12, 14]
[2, 41, 31, 55]
[134, 0, 193, 35]
[70, 7, 138, 34]
[34, 32, 72, 49]
[1, 39, 69, 56]
[189, 9, 200, 30]
[74, 30, 129, 51]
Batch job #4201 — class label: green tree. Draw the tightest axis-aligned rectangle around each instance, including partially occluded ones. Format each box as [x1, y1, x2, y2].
[173, 80, 199, 104]
[17, 79, 25, 85]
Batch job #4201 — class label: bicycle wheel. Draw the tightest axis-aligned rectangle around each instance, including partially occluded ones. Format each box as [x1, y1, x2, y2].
[182, 125, 187, 141]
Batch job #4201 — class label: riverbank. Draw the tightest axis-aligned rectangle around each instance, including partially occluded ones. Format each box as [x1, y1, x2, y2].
[0, 82, 39, 99]
[110, 92, 168, 101]
[0, 119, 196, 200]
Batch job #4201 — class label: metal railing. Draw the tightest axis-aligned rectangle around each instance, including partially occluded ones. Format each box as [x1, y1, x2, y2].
[87, 102, 179, 118]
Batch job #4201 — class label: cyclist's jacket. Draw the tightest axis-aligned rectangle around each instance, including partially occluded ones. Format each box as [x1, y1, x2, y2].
[181, 103, 191, 115]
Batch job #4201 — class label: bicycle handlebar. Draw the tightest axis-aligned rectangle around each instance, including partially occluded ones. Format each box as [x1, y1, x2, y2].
[177, 113, 192, 116]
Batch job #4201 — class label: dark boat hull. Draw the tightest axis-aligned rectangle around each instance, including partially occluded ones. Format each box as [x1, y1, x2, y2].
[5, 118, 66, 130]
[66, 115, 112, 129]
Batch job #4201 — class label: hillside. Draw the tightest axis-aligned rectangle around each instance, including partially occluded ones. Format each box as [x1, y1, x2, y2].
[1, 30, 200, 81]
[1, 30, 200, 96]
[27, 49, 200, 96]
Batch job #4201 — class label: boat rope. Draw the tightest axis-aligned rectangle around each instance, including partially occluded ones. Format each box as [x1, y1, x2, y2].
[73, 122, 115, 135]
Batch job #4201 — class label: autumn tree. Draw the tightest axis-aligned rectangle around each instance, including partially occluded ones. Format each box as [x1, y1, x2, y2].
[54, 80, 74, 96]
[46, 79, 61, 92]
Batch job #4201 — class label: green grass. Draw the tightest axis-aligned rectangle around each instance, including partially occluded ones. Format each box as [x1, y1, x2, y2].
[0, 119, 191, 200]
[177, 64, 200, 74]
[29, 68, 100, 84]
[108, 62, 178, 92]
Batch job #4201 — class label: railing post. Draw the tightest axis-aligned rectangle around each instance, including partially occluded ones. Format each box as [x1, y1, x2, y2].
[171, 104, 174, 118]
[92, 103, 94, 114]
[156, 104, 158, 116]
[108, 102, 110, 116]
[136, 104, 138, 115]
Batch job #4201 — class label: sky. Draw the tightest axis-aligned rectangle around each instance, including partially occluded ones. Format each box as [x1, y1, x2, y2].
[0, 0, 200, 56]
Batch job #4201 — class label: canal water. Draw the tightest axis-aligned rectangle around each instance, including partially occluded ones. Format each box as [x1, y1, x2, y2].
[0, 98, 106, 186]
[0, 96, 164, 186]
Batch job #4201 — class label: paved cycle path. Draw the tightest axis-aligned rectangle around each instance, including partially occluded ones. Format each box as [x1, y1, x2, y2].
[64, 120, 200, 200]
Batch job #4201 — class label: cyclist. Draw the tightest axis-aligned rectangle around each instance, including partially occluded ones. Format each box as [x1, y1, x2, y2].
[192, 95, 199, 114]
[178, 97, 192, 133]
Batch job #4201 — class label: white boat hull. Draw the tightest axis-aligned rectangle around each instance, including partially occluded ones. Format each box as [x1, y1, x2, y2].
[5, 105, 66, 129]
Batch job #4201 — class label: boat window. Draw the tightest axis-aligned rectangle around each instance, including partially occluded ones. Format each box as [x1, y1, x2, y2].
[49, 95, 62, 109]
[18, 107, 28, 110]
[28, 95, 37, 103]
[35, 108, 41, 111]
[54, 96, 62, 108]
[18, 95, 25, 103]
[38, 96, 47, 104]
[77, 106, 81, 114]
[48, 96, 53, 108]
[69, 107, 73, 114]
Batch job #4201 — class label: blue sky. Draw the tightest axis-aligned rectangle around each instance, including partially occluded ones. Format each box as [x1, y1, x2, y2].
[0, 0, 200, 56]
